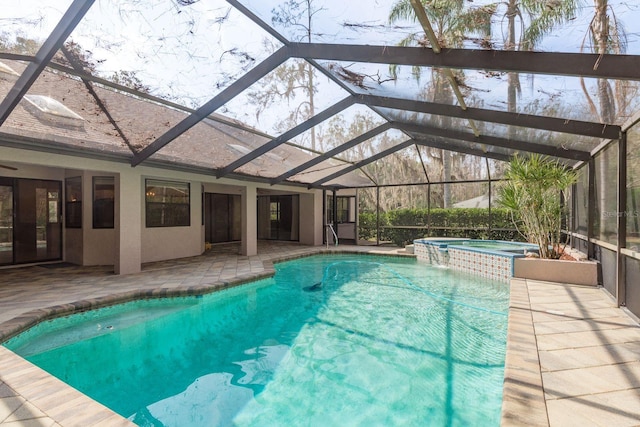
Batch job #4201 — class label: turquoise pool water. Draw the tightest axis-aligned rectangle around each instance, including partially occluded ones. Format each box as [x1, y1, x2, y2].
[453, 240, 538, 252]
[4, 254, 509, 426]
[416, 238, 539, 253]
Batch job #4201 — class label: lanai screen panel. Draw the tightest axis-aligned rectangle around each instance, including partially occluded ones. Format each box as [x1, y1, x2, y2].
[360, 145, 428, 186]
[235, 0, 425, 46]
[0, 60, 28, 104]
[221, 57, 352, 142]
[0, 1, 73, 55]
[287, 158, 353, 185]
[89, 83, 192, 153]
[47, 0, 284, 110]
[414, 146, 493, 183]
[1, 67, 131, 155]
[306, 104, 387, 152]
[486, 158, 508, 179]
[3, 0, 640, 189]
[322, 168, 374, 188]
[336, 128, 409, 163]
[285, 157, 373, 187]
[378, 107, 591, 166]
[152, 119, 273, 173]
[448, 181, 491, 209]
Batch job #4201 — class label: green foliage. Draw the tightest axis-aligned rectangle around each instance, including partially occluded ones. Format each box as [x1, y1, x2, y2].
[358, 211, 387, 241]
[498, 154, 577, 258]
[359, 207, 519, 247]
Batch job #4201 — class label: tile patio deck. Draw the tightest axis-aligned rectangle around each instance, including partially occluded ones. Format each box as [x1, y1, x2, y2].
[0, 242, 639, 426]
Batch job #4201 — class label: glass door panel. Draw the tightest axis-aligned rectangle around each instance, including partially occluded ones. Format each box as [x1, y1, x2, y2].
[205, 193, 242, 244]
[0, 182, 12, 265]
[14, 179, 61, 264]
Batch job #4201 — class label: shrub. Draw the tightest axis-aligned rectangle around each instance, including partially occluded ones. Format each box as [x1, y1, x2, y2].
[358, 207, 521, 247]
[498, 154, 577, 258]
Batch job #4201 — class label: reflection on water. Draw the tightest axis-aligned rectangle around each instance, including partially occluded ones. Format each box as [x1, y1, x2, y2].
[4, 255, 508, 427]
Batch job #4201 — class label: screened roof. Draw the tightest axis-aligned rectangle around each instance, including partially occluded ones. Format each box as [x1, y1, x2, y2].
[1, 0, 638, 189]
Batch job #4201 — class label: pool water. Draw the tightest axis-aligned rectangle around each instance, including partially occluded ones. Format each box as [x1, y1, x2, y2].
[4, 254, 509, 426]
[454, 240, 537, 252]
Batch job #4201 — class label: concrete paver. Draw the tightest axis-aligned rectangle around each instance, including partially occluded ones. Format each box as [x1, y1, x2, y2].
[503, 278, 640, 427]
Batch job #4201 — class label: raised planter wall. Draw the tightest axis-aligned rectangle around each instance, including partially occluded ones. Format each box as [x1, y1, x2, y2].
[514, 258, 600, 286]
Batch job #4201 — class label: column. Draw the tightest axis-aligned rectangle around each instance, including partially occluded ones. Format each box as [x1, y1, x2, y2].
[241, 184, 257, 256]
[114, 169, 142, 274]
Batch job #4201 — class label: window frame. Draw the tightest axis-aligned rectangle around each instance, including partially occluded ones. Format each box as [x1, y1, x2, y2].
[327, 195, 354, 224]
[145, 179, 190, 228]
[92, 176, 115, 229]
[65, 176, 82, 228]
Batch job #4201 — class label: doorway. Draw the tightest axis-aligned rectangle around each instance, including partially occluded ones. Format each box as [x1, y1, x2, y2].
[257, 195, 299, 241]
[0, 178, 62, 265]
[204, 193, 241, 244]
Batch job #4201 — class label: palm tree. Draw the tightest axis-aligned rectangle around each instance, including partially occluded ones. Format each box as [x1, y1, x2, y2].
[499, 154, 577, 258]
[581, 0, 629, 124]
[501, 0, 581, 115]
[388, 0, 495, 207]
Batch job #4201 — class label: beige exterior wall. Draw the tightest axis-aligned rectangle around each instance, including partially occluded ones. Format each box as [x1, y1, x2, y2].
[140, 178, 202, 264]
[514, 258, 600, 286]
[63, 170, 83, 265]
[299, 192, 323, 245]
[0, 146, 326, 273]
[83, 171, 117, 266]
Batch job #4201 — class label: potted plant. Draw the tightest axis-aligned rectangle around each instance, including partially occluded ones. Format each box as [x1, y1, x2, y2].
[498, 154, 599, 285]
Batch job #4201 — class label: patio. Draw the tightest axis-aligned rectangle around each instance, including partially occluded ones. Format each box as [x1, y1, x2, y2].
[1, 243, 639, 426]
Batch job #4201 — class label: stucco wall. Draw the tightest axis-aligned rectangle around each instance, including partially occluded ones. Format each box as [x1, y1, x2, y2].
[299, 192, 323, 245]
[82, 171, 117, 266]
[0, 146, 326, 271]
[141, 179, 203, 263]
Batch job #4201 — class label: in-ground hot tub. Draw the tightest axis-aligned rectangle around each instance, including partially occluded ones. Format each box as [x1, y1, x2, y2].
[414, 238, 539, 282]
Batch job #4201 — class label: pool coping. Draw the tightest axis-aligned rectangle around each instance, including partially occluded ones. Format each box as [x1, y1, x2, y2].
[501, 278, 549, 426]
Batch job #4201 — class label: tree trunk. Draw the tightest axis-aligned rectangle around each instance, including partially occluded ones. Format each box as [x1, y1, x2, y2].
[506, 0, 519, 143]
[592, 0, 616, 123]
[443, 150, 452, 207]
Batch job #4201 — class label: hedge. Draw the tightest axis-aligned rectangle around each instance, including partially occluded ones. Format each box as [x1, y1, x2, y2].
[358, 208, 522, 247]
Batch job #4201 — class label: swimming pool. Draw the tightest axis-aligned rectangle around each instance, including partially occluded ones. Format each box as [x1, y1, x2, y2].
[4, 254, 508, 426]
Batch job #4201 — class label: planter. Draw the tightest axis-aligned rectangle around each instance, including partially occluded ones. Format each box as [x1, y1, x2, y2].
[514, 258, 600, 286]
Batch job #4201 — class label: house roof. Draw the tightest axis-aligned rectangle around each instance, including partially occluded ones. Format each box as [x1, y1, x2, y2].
[1, 0, 638, 189]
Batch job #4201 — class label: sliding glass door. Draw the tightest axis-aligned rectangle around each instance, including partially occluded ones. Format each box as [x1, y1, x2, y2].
[257, 195, 299, 241]
[0, 178, 62, 265]
[0, 180, 12, 265]
[204, 193, 241, 244]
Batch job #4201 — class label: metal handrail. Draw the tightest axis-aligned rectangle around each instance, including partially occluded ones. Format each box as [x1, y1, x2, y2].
[326, 224, 338, 248]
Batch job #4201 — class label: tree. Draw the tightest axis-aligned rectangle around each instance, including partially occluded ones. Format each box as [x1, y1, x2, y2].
[388, 0, 495, 207]
[248, 0, 322, 150]
[0, 34, 39, 55]
[500, 0, 581, 116]
[581, 0, 632, 124]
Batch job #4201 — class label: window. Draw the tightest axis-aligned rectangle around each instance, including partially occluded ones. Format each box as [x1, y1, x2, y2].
[270, 201, 280, 221]
[146, 179, 190, 227]
[93, 176, 114, 229]
[65, 177, 82, 228]
[327, 196, 353, 224]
